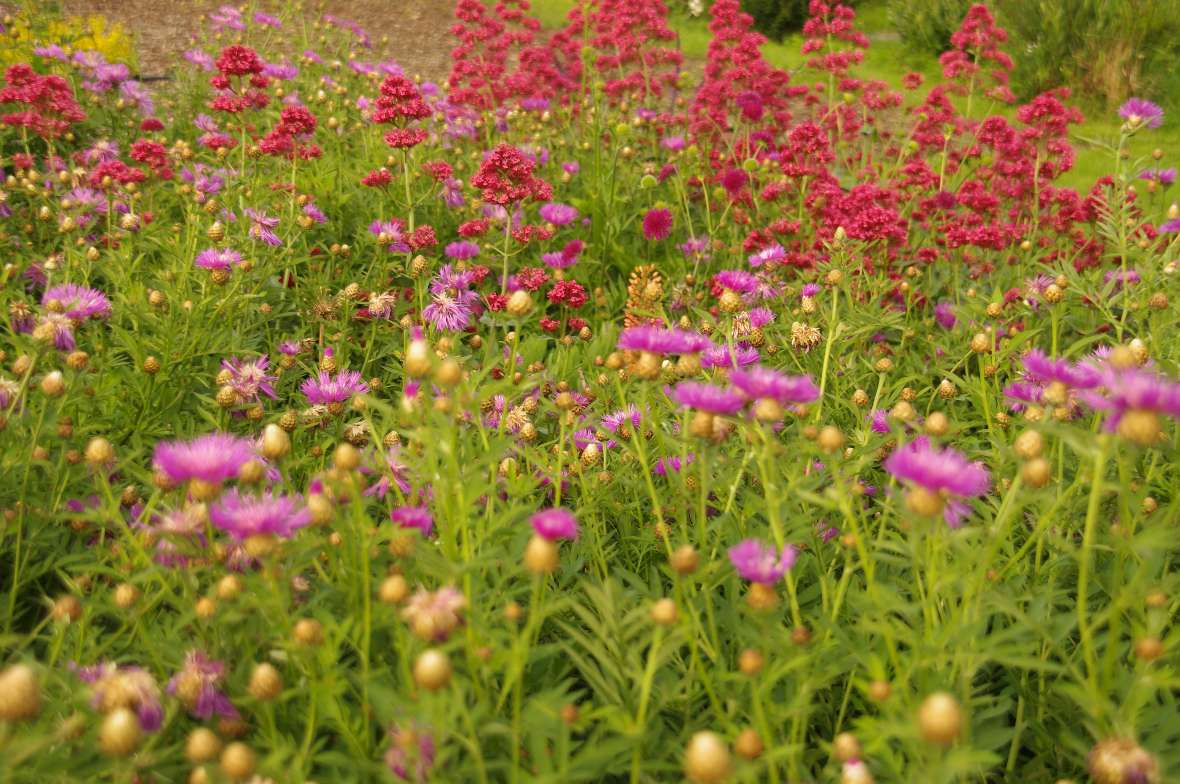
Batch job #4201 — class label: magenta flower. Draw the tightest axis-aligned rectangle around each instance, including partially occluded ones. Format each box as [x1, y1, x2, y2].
[167, 650, 238, 720]
[42, 284, 111, 320]
[221, 355, 277, 401]
[195, 247, 242, 270]
[748, 244, 786, 267]
[729, 366, 819, 404]
[244, 208, 281, 246]
[301, 370, 367, 405]
[1079, 365, 1180, 433]
[209, 489, 311, 540]
[671, 381, 745, 415]
[539, 202, 578, 226]
[868, 409, 890, 433]
[153, 433, 255, 484]
[700, 343, 759, 370]
[530, 507, 578, 540]
[642, 208, 673, 241]
[391, 505, 434, 537]
[884, 437, 990, 526]
[73, 662, 164, 731]
[35, 313, 76, 350]
[714, 269, 758, 294]
[1021, 349, 1100, 389]
[1119, 98, 1164, 129]
[728, 539, 797, 584]
[617, 326, 711, 355]
[934, 302, 956, 329]
[444, 241, 480, 259]
[386, 722, 436, 781]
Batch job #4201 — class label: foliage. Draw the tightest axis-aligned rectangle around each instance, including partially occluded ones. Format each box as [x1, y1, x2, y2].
[0, 2, 1178, 783]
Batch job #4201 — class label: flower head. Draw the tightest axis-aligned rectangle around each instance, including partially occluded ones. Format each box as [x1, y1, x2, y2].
[884, 437, 990, 527]
[153, 433, 255, 484]
[42, 284, 111, 320]
[209, 489, 311, 540]
[301, 370, 367, 405]
[671, 381, 745, 415]
[391, 505, 434, 537]
[642, 208, 673, 241]
[74, 662, 163, 731]
[1119, 98, 1164, 129]
[530, 507, 578, 541]
[729, 366, 819, 404]
[167, 650, 237, 720]
[617, 326, 710, 355]
[728, 539, 797, 584]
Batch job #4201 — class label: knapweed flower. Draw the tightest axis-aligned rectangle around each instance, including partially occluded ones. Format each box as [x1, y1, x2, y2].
[1021, 349, 1100, 389]
[74, 662, 163, 731]
[195, 247, 242, 270]
[617, 326, 710, 355]
[385, 723, 436, 782]
[1079, 364, 1180, 445]
[729, 366, 819, 404]
[642, 208, 673, 241]
[748, 244, 785, 267]
[391, 505, 433, 537]
[714, 269, 758, 294]
[244, 208, 281, 246]
[220, 355, 277, 402]
[402, 586, 466, 641]
[728, 539, 797, 584]
[439, 238, 478, 260]
[884, 437, 990, 527]
[1139, 168, 1176, 185]
[539, 202, 578, 226]
[153, 433, 255, 485]
[672, 381, 745, 415]
[1119, 98, 1164, 129]
[934, 302, 956, 329]
[301, 370, 367, 407]
[423, 264, 479, 332]
[700, 342, 760, 370]
[42, 284, 111, 320]
[167, 650, 237, 720]
[32, 312, 75, 350]
[530, 507, 578, 541]
[209, 489, 312, 541]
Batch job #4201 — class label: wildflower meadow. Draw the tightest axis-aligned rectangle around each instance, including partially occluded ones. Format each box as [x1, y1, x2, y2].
[1, 1, 1179, 782]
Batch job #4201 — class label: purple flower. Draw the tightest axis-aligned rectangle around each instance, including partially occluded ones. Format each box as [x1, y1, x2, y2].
[661, 135, 686, 151]
[254, 11, 282, 29]
[800, 283, 821, 298]
[153, 433, 255, 484]
[748, 245, 786, 267]
[700, 343, 759, 370]
[868, 409, 890, 433]
[42, 284, 111, 320]
[209, 489, 311, 540]
[444, 241, 480, 260]
[74, 662, 164, 732]
[747, 307, 775, 328]
[1003, 381, 1044, 412]
[391, 505, 434, 537]
[728, 539, 796, 584]
[195, 247, 242, 270]
[34, 313, 76, 350]
[884, 437, 990, 526]
[539, 203, 578, 226]
[369, 219, 411, 253]
[385, 722, 435, 781]
[1119, 98, 1164, 129]
[244, 208, 281, 246]
[1138, 168, 1176, 185]
[934, 302, 956, 329]
[617, 326, 710, 355]
[530, 507, 578, 540]
[423, 265, 477, 332]
[729, 366, 819, 404]
[1021, 349, 1100, 389]
[221, 355, 277, 402]
[1078, 365, 1180, 435]
[602, 405, 642, 434]
[301, 370, 368, 405]
[652, 454, 693, 475]
[1160, 219, 1180, 233]
[303, 203, 326, 223]
[642, 208, 673, 241]
[671, 381, 745, 415]
[1103, 268, 1141, 292]
[679, 237, 712, 261]
[167, 650, 238, 720]
[714, 269, 758, 294]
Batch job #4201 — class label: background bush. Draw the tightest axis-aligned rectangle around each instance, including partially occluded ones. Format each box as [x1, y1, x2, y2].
[889, 0, 1180, 108]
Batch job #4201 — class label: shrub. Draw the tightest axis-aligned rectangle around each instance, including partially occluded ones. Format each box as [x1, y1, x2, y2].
[891, 0, 1180, 107]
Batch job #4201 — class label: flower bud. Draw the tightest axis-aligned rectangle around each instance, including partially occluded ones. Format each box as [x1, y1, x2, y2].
[248, 662, 283, 700]
[683, 731, 731, 784]
[650, 598, 677, 626]
[220, 741, 256, 781]
[917, 692, 963, 745]
[524, 534, 559, 574]
[413, 649, 452, 691]
[40, 370, 65, 397]
[260, 423, 290, 460]
[186, 727, 222, 763]
[100, 707, 142, 755]
[405, 339, 432, 378]
[0, 663, 41, 720]
[506, 289, 534, 317]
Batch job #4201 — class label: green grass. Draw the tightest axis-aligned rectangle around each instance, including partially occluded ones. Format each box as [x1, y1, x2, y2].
[531, 0, 1180, 195]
